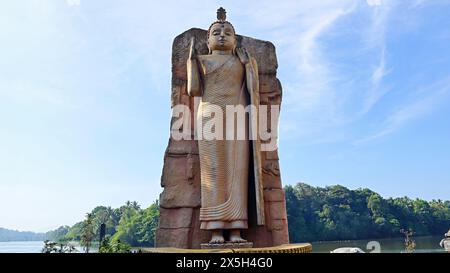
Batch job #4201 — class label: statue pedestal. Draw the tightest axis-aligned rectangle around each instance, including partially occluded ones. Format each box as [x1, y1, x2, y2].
[201, 242, 253, 249]
[140, 243, 312, 253]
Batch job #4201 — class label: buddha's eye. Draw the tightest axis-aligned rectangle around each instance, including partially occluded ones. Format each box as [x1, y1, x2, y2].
[225, 32, 232, 36]
[213, 31, 220, 36]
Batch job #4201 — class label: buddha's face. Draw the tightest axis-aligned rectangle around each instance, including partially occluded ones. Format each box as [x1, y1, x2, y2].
[207, 22, 236, 52]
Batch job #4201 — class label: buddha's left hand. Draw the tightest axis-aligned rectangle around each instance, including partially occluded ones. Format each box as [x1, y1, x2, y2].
[236, 48, 250, 64]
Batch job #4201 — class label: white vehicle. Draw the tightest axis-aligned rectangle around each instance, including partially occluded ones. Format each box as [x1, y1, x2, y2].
[439, 230, 450, 252]
[330, 247, 365, 253]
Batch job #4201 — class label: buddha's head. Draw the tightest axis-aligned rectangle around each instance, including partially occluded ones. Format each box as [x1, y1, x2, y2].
[207, 7, 237, 54]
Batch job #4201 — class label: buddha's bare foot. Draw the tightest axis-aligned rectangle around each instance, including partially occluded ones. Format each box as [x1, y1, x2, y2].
[209, 230, 225, 244]
[229, 230, 246, 243]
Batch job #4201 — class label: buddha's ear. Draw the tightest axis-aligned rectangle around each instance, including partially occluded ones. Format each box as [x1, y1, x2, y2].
[232, 40, 237, 55]
[207, 40, 212, 54]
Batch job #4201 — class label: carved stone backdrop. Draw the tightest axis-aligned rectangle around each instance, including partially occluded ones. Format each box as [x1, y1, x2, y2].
[155, 28, 289, 248]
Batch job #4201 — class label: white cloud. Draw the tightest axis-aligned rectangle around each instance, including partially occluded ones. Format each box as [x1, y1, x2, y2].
[66, 0, 80, 7]
[356, 1, 394, 117]
[410, 0, 426, 8]
[272, 2, 359, 140]
[355, 77, 450, 144]
[294, 8, 350, 109]
[366, 1, 391, 47]
[361, 46, 393, 114]
[367, 0, 382, 7]
[371, 48, 390, 85]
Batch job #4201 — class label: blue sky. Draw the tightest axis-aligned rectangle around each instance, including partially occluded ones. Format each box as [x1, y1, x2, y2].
[0, 0, 449, 232]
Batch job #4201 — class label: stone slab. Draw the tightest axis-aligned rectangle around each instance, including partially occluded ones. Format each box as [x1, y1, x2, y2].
[140, 243, 312, 253]
[201, 242, 253, 249]
[158, 207, 194, 229]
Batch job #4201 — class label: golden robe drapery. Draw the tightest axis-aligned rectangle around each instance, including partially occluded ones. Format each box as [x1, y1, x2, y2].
[193, 54, 264, 230]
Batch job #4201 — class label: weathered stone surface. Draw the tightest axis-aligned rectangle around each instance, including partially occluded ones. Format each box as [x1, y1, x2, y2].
[155, 228, 190, 248]
[166, 139, 198, 155]
[244, 226, 273, 248]
[156, 27, 289, 248]
[159, 177, 200, 208]
[269, 201, 288, 220]
[259, 74, 281, 94]
[160, 156, 187, 187]
[262, 160, 280, 177]
[171, 83, 182, 108]
[240, 36, 278, 74]
[271, 218, 290, 246]
[158, 208, 194, 228]
[160, 153, 200, 187]
[261, 159, 282, 190]
[265, 150, 279, 160]
[263, 188, 285, 202]
[263, 201, 272, 231]
[271, 219, 288, 231]
[260, 92, 282, 105]
[272, 227, 290, 246]
[172, 28, 208, 81]
[189, 208, 212, 248]
[262, 172, 283, 189]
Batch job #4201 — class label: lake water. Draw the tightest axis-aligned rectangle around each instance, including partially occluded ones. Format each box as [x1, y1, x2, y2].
[0, 241, 45, 253]
[311, 235, 447, 253]
[0, 236, 446, 253]
[0, 241, 87, 253]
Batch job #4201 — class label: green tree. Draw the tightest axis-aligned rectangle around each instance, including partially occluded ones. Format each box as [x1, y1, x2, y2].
[285, 183, 450, 242]
[44, 226, 70, 242]
[80, 213, 95, 253]
[99, 236, 131, 253]
[110, 200, 159, 247]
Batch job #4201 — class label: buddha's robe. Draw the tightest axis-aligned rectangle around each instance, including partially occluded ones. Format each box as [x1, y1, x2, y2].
[196, 54, 249, 230]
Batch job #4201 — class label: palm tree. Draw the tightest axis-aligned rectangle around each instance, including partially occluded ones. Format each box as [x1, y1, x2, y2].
[131, 201, 141, 210]
[81, 213, 95, 253]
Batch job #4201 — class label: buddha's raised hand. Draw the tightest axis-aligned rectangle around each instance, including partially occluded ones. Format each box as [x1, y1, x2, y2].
[188, 37, 196, 60]
[236, 47, 250, 65]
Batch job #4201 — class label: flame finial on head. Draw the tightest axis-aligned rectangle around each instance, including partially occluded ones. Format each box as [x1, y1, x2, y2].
[217, 7, 226, 22]
[207, 7, 236, 41]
